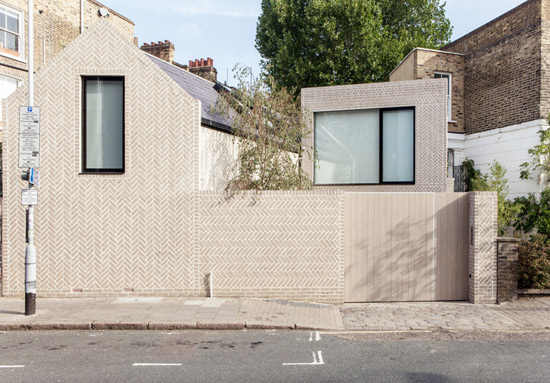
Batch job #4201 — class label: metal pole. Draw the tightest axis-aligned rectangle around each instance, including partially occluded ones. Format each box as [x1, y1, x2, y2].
[25, 0, 36, 316]
[80, 0, 84, 34]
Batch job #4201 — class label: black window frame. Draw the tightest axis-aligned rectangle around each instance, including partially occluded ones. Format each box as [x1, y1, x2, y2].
[81, 76, 125, 174]
[314, 106, 416, 186]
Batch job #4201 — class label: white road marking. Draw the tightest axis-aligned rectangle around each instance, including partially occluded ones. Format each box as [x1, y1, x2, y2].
[283, 351, 325, 366]
[0, 365, 25, 368]
[133, 363, 182, 367]
[309, 331, 321, 341]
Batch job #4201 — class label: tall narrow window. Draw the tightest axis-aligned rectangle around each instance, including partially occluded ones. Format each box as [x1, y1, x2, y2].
[382, 109, 414, 183]
[82, 77, 124, 173]
[434, 72, 452, 121]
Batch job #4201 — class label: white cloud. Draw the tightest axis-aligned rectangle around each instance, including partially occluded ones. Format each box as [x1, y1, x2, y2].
[172, 0, 260, 18]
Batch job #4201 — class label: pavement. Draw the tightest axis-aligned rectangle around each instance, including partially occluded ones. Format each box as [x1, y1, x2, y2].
[0, 296, 549, 332]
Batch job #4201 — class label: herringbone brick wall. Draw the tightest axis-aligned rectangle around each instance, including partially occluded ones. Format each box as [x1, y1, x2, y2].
[198, 191, 345, 303]
[468, 192, 498, 304]
[301, 79, 448, 192]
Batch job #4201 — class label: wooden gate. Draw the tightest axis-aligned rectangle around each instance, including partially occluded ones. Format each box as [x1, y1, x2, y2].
[344, 193, 469, 302]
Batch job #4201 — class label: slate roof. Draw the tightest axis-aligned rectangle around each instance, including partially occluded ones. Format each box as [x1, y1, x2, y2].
[148, 54, 232, 131]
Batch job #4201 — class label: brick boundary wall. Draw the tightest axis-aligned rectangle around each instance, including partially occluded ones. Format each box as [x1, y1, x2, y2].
[497, 238, 520, 303]
[468, 192, 498, 303]
[196, 191, 345, 304]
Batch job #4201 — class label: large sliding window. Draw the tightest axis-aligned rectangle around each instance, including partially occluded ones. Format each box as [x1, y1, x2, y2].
[82, 77, 124, 173]
[314, 107, 414, 185]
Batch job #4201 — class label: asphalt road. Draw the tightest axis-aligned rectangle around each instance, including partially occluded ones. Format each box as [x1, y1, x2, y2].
[1, 330, 549, 382]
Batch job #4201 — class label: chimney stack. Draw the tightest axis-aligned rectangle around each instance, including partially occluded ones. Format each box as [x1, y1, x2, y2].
[140, 40, 175, 64]
[188, 57, 218, 83]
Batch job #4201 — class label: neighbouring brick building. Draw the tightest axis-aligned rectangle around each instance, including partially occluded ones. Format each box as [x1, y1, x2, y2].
[139, 39, 219, 83]
[391, 0, 550, 198]
[0, 0, 135, 138]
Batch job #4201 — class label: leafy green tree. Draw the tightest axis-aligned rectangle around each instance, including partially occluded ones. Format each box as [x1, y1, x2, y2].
[213, 66, 313, 191]
[256, 0, 452, 96]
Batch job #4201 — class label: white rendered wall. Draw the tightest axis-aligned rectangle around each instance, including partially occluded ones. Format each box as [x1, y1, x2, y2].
[462, 119, 547, 199]
[199, 126, 239, 191]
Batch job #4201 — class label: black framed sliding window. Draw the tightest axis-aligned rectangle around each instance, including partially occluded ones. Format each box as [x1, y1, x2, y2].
[314, 107, 415, 185]
[82, 76, 125, 173]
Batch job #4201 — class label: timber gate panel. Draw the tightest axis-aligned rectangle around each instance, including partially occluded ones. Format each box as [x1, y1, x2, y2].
[344, 193, 469, 302]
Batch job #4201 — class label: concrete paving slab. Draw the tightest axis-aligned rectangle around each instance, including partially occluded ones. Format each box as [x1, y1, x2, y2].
[202, 298, 226, 308]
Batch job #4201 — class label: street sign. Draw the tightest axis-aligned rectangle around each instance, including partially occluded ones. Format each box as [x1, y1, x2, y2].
[19, 152, 40, 168]
[19, 106, 41, 169]
[21, 189, 38, 206]
[19, 106, 40, 134]
[29, 167, 39, 187]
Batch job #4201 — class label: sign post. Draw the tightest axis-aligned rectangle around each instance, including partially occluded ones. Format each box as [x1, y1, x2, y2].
[22, 0, 37, 316]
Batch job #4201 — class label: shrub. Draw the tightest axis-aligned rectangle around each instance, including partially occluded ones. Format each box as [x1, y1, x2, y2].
[463, 159, 520, 235]
[514, 188, 550, 236]
[518, 234, 550, 290]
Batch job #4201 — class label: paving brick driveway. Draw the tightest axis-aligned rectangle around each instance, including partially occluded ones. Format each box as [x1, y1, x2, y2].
[341, 297, 550, 331]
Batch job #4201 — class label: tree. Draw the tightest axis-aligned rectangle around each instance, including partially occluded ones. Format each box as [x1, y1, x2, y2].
[520, 117, 550, 187]
[256, 0, 452, 96]
[213, 66, 313, 191]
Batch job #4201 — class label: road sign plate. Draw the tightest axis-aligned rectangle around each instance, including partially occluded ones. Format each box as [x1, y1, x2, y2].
[21, 189, 38, 206]
[19, 134, 40, 153]
[19, 152, 40, 168]
[19, 106, 40, 134]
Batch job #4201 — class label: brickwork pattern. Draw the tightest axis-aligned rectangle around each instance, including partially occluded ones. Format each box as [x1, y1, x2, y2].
[443, 0, 542, 134]
[198, 191, 345, 303]
[540, 0, 550, 117]
[301, 80, 448, 193]
[468, 192, 498, 304]
[497, 238, 520, 303]
[2, 20, 198, 297]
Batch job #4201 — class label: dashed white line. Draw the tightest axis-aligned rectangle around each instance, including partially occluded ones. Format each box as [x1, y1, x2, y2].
[132, 363, 182, 367]
[0, 365, 25, 368]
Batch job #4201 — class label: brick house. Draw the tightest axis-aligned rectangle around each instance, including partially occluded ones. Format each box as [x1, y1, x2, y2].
[2, 19, 501, 304]
[0, 0, 135, 139]
[390, 0, 550, 198]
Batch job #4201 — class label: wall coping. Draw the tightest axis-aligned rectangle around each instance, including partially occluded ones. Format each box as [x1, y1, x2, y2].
[498, 237, 521, 243]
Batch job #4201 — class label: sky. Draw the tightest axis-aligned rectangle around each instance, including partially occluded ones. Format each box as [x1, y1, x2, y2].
[105, 0, 527, 87]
